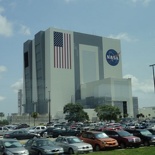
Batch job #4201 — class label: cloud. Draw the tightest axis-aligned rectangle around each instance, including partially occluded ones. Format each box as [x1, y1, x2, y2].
[19, 25, 31, 36]
[0, 96, 5, 102]
[0, 6, 4, 13]
[0, 65, 7, 79]
[11, 78, 23, 93]
[130, 0, 151, 6]
[123, 74, 153, 93]
[108, 33, 138, 42]
[0, 65, 7, 73]
[0, 6, 13, 37]
[64, 0, 76, 3]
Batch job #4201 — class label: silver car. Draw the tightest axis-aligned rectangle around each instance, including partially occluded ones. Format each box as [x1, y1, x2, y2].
[0, 138, 29, 155]
[55, 136, 93, 154]
[0, 126, 11, 137]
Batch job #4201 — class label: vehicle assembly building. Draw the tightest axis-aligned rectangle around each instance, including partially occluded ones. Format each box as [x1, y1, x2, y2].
[23, 27, 138, 121]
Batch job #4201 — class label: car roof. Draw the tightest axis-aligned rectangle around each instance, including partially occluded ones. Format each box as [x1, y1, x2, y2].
[0, 138, 18, 142]
[83, 131, 102, 134]
[32, 138, 49, 141]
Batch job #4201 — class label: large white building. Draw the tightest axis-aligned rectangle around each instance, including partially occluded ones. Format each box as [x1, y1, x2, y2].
[23, 27, 137, 121]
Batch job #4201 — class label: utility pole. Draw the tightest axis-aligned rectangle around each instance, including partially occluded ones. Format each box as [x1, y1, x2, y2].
[149, 64, 155, 93]
[48, 90, 51, 123]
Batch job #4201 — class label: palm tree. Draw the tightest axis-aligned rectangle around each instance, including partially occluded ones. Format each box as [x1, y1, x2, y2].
[31, 112, 38, 126]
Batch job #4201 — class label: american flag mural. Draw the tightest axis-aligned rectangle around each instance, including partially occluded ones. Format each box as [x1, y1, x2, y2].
[54, 31, 72, 69]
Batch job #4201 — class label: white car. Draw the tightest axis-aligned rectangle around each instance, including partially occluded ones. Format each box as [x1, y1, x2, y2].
[0, 126, 12, 136]
[28, 126, 46, 133]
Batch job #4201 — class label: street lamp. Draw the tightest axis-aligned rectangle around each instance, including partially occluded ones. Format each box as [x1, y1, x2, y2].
[149, 64, 155, 92]
[48, 91, 51, 123]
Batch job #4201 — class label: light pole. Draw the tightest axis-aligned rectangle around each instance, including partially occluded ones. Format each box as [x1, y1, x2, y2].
[149, 64, 155, 92]
[48, 91, 51, 123]
[32, 101, 37, 112]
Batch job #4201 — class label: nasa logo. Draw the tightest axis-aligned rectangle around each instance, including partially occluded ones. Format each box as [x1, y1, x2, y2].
[106, 49, 119, 66]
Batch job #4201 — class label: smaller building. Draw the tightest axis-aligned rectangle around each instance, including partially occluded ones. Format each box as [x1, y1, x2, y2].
[138, 107, 155, 119]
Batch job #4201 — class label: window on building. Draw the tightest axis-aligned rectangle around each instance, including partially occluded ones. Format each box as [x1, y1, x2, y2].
[24, 52, 29, 68]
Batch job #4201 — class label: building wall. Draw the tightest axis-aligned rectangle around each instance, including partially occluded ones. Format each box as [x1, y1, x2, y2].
[139, 107, 155, 119]
[44, 28, 75, 118]
[102, 37, 122, 78]
[81, 78, 134, 117]
[23, 40, 33, 113]
[74, 32, 103, 100]
[23, 27, 136, 120]
[133, 97, 138, 118]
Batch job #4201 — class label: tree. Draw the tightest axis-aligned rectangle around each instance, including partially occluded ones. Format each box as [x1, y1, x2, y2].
[94, 104, 121, 122]
[0, 112, 4, 120]
[63, 103, 89, 122]
[123, 113, 129, 118]
[31, 112, 38, 126]
[137, 113, 144, 119]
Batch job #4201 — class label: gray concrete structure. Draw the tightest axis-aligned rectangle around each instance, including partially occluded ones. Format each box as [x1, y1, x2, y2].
[23, 27, 137, 121]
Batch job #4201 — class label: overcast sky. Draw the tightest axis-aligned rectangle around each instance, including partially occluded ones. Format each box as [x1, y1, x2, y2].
[0, 0, 155, 116]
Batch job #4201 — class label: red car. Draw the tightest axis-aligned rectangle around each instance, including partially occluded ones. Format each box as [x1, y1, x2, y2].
[104, 130, 141, 148]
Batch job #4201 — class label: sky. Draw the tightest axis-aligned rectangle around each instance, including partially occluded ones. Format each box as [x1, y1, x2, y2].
[0, 0, 155, 116]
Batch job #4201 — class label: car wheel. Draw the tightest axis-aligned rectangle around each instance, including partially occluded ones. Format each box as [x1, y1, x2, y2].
[94, 144, 100, 151]
[134, 144, 140, 148]
[144, 141, 150, 146]
[120, 142, 126, 149]
[58, 134, 62, 137]
[38, 151, 43, 155]
[68, 148, 74, 154]
[43, 133, 46, 138]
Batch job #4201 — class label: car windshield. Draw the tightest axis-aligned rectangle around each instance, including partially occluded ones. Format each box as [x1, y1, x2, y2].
[4, 141, 23, 148]
[37, 140, 55, 146]
[67, 137, 82, 144]
[95, 133, 109, 139]
[140, 130, 152, 135]
[118, 131, 132, 137]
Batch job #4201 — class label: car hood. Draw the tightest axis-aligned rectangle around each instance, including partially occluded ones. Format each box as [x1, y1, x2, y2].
[124, 136, 139, 139]
[145, 134, 155, 138]
[99, 138, 116, 142]
[6, 147, 28, 154]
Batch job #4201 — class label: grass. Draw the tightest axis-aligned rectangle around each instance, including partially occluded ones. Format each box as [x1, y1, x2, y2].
[82, 146, 155, 155]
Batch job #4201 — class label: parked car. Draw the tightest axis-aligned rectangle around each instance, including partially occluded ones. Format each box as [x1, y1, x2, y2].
[15, 124, 30, 129]
[104, 130, 141, 148]
[78, 131, 118, 151]
[125, 129, 155, 146]
[24, 137, 64, 155]
[28, 126, 47, 134]
[125, 123, 136, 129]
[40, 127, 55, 138]
[51, 128, 81, 138]
[0, 138, 29, 155]
[147, 123, 155, 130]
[55, 136, 93, 154]
[147, 128, 155, 135]
[0, 126, 11, 136]
[3, 129, 40, 140]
